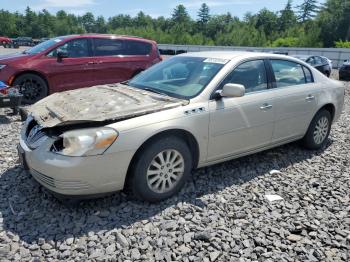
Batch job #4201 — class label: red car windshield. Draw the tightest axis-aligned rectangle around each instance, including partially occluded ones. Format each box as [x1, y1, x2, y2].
[23, 37, 65, 55]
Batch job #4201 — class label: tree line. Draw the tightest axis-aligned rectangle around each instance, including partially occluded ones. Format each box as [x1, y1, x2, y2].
[0, 0, 349, 48]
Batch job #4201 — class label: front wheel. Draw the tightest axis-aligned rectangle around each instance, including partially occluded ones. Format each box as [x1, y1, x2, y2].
[129, 136, 192, 202]
[13, 73, 48, 104]
[301, 109, 332, 150]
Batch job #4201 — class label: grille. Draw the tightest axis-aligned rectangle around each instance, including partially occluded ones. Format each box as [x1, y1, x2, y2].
[31, 169, 90, 190]
[25, 120, 48, 149]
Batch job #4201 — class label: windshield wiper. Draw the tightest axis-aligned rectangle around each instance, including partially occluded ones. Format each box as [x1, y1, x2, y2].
[143, 87, 169, 97]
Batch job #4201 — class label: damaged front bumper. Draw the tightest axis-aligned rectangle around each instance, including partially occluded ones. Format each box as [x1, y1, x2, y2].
[18, 128, 134, 197]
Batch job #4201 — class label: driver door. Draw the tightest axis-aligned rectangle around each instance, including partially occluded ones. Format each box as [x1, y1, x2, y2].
[207, 60, 275, 161]
[44, 38, 95, 92]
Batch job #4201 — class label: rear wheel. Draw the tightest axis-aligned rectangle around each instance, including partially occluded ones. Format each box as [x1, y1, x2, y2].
[129, 136, 192, 202]
[13, 73, 48, 104]
[301, 109, 332, 150]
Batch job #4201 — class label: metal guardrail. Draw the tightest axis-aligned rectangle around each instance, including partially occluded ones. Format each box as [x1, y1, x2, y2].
[158, 44, 350, 68]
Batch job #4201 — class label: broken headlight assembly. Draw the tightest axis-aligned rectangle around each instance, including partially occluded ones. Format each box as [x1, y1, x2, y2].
[52, 127, 118, 157]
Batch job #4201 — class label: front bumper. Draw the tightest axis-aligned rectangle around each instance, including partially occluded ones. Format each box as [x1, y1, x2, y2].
[18, 135, 134, 196]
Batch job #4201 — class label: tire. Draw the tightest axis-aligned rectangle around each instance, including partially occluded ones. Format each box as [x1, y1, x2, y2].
[13, 73, 48, 104]
[2, 41, 6, 48]
[128, 136, 193, 202]
[302, 109, 332, 150]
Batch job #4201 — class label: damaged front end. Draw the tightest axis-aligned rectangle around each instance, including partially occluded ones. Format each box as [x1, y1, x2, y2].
[22, 83, 188, 156]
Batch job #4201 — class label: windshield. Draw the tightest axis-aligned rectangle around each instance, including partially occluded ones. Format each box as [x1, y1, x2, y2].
[23, 37, 63, 55]
[128, 56, 226, 99]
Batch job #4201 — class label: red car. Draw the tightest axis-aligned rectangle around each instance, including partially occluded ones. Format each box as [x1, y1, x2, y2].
[0, 36, 13, 48]
[0, 34, 162, 104]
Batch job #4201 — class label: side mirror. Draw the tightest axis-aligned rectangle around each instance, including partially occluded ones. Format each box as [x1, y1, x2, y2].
[57, 50, 68, 62]
[220, 83, 245, 98]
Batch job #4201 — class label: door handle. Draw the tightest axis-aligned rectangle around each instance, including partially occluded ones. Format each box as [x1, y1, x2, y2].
[305, 95, 315, 101]
[87, 61, 95, 65]
[260, 103, 273, 110]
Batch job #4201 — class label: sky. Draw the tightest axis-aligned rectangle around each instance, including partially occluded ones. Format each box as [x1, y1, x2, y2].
[0, 0, 326, 18]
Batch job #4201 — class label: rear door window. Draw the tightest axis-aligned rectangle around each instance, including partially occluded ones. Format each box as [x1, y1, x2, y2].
[93, 38, 152, 56]
[270, 60, 307, 87]
[93, 38, 125, 56]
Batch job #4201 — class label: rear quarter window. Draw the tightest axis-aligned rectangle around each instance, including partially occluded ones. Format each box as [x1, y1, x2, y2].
[303, 66, 314, 83]
[124, 40, 152, 55]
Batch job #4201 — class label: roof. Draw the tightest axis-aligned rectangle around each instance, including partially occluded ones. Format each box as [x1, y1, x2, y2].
[179, 51, 296, 61]
[56, 34, 155, 43]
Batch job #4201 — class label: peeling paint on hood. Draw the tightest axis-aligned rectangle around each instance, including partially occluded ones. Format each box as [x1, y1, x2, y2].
[29, 83, 188, 128]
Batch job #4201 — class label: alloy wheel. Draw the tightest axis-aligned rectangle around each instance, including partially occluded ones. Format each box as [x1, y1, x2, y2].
[19, 77, 45, 104]
[313, 116, 329, 145]
[146, 149, 185, 193]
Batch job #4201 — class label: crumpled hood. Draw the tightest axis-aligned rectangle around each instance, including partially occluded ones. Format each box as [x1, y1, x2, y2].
[29, 83, 188, 128]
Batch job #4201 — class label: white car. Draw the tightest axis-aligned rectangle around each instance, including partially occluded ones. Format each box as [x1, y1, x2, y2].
[18, 52, 345, 202]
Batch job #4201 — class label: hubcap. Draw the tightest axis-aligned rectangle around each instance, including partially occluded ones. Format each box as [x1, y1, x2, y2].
[313, 116, 329, 145]
[146, 149, 185, 194]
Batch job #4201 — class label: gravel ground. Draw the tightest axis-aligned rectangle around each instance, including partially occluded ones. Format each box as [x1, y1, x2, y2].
[0, 76, 349, 261]
[0, 46, 28, 56]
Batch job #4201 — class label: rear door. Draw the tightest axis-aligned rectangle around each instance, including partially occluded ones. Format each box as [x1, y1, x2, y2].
[44, 38, 95, 92]
[268, 59, 319, 142]
[91, 38, 153, 85]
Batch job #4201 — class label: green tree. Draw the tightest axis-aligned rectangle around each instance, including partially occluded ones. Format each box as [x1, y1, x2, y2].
[81, 12, 96, 32]
[95, 16, 107, 33]
[318, 0, 350, 47]
[255, 8, 278, 39]
[171, 5, 190, 25]
[296, 0, 319, 22]
[198, 3, 210, 25]
[278, 0, 297, 32]
[0, 10, 18, 37]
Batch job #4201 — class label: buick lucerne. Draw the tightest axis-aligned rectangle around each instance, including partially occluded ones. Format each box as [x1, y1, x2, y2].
[18, 52, 345, 202]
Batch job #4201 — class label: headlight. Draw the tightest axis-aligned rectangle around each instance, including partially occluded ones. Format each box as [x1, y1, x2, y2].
[55, 127, 118, 157]
[0, 65, 6, 70]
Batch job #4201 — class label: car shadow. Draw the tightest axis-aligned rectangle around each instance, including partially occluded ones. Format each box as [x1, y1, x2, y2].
[0, 140, 333, 244]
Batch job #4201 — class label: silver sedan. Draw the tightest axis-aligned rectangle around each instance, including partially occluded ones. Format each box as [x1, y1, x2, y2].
[18, 52, 345, 202]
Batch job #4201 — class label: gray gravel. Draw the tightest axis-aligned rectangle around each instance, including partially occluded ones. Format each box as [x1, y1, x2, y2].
[0, 46, 28, 56]
[0, 76, 349, 261]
